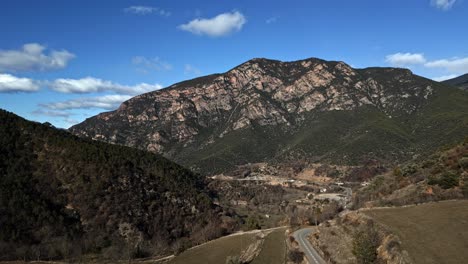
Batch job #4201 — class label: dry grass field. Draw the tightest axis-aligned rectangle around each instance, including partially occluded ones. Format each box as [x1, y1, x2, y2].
[250, 228, 287, 264]
[167, 232, 256, 264]
[168, 228, 286, 264]
[364, 200, 468, 264]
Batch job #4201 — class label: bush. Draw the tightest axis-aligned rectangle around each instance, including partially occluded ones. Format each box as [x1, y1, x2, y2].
[402, 164, 418, 176]
[352, 226, 380, 264]
[393, 167, 402, 177]
[440, 173, 460, 189]
[245, 215, 261, 230]
[459, 157, 468, 170]
[288, 249, 304, 263]
[429, 172, 459, 189]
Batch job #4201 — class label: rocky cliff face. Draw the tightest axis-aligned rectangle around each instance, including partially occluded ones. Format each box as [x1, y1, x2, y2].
[70, 57, 468, 174]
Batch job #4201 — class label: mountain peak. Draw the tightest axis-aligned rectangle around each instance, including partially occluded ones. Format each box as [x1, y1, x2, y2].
[69, 57, 467, 175]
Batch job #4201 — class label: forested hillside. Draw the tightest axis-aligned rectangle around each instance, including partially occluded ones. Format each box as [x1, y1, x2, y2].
[0, 109, 231, 261]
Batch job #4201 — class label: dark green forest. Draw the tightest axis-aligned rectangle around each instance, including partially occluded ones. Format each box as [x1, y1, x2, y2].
[0, 109, 232, 261]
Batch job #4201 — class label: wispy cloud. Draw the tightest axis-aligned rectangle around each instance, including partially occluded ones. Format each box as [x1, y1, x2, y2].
[431, 0, 457, 10]
[31, 108, 81, 128]
[124, 6, 171, 16]
[34, 76, 163, 127]
[32, 109, 71, 118]
[49, 77, 162, 95]
[40, 94, 132, 111]
[0, 43, 75, 72]
[266, 16, 278, 24]
[424, 57, 468, 73]
[0, 73, 40, 92]
[432, 74, 459, 82]
[179, 11, 247, 37]
[385, 53, 427, 66]
[132, 56, 172, 73]
[184, 64, 201, 75]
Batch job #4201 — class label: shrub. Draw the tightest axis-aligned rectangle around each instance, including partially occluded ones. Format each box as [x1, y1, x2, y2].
[352, 226, 380, 264]
[245, 215, 261, 230]
[402, 164, 418, 176]
[440, 173, 459, 189]
[459, 157, 468, 170]
[393, 167, 402, 177]
[428, 172, 459, 189]
[288, 249, 304, 263]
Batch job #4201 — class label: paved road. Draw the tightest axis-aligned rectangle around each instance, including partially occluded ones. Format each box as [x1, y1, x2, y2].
[293, 228, 327, 264]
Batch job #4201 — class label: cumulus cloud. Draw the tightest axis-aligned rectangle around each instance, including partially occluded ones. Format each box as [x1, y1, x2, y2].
[385, 53, 427, 66]
[424, 57, 468, 73]
[41, 95, 132, 110]
[49, 77, 162, 95]
[124, 6, 170, 16]
[0, 73, 40, 92]
[385, 52, 468, 74]
[179, 11, 246, 37]
[184, 64, 201, 75]
[0, 43, 75, 72]
[132, 56, 172, 73]
[431, 0, 457, 10]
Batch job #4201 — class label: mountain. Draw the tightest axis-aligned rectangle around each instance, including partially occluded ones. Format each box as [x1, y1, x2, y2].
[443, 73, 468, 91]
[70, 58, 468, 175]
[0, 109, 229, 261]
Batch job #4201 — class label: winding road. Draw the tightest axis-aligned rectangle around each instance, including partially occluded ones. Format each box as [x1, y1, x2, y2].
[293, 228, 327, 264]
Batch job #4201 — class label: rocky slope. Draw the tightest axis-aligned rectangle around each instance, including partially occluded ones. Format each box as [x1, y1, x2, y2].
[70, 57, 468, 174]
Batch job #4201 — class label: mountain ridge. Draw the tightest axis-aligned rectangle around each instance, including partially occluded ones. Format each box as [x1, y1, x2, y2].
[443, 73, 468, 91]
[70, 57, 468, 174]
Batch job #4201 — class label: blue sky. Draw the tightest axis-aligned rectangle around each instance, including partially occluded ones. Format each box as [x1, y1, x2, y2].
[1, 0, 467, 128]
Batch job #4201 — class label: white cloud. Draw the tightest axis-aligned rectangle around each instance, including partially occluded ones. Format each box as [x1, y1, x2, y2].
[132, 56, 172, 73]
[49, 77, 162, 95]
[50, 77, 114, 93]
[424, 57, 468, 73]
[385, 53, 427, 66]
[179, 11, 246, 37]
[184, 64, 201, 75]
[41, 94, 132, 110]
[0, 43, 75, 72]
[124, 6, 170, 16]
[431, 0, 457, 10]
[0, 73, 40, 92]
[432, 74, 459, 82]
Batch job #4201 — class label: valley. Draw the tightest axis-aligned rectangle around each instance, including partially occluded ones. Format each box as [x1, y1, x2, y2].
[2, 56, 468, 263]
